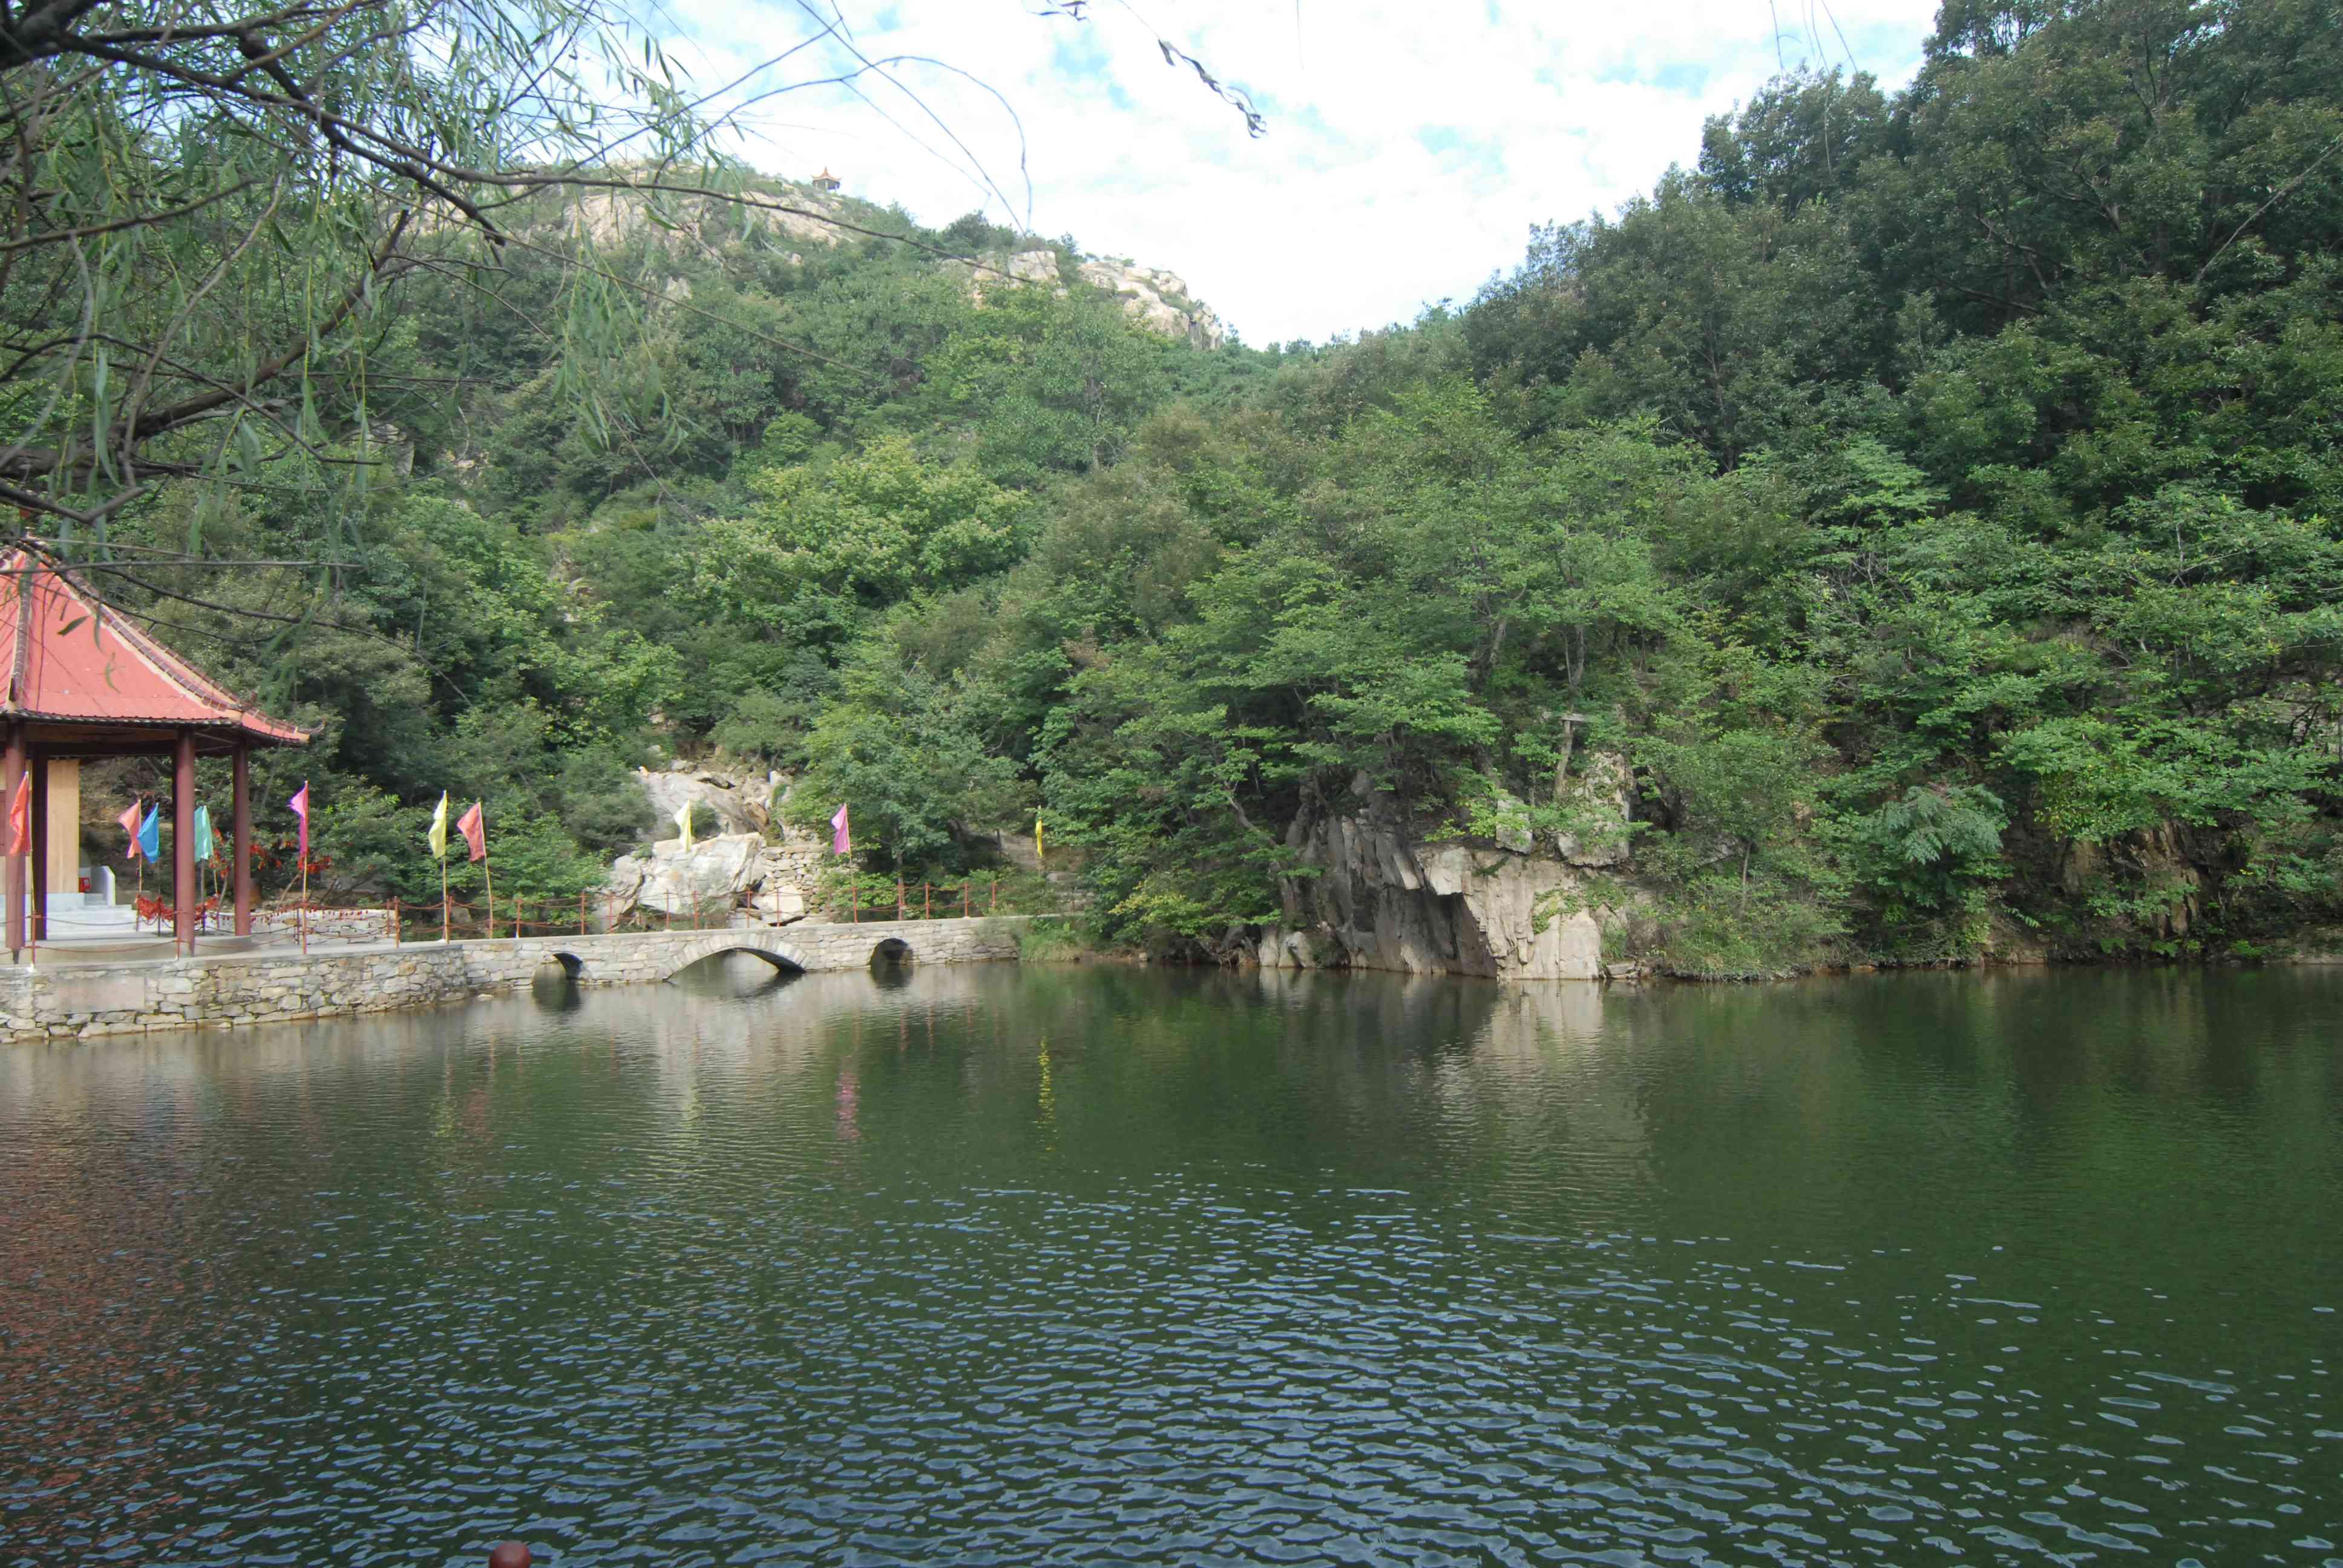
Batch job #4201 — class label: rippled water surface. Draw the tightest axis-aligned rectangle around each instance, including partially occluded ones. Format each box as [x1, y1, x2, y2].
[4, 962, 2340, 1566]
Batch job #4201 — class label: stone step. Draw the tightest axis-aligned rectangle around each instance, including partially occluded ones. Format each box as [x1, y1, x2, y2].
[40, 902, 142, 935]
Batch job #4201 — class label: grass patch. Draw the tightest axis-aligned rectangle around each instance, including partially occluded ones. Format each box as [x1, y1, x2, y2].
[1018, 916, 1102, 963]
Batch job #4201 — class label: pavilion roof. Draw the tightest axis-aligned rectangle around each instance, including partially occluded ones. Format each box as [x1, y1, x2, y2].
[0, 549, 310, 748]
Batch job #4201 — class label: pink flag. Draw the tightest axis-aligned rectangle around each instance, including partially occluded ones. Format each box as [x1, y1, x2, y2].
[288, 781, 309, 857]
[118, 802, 143, 860]
[830, 803, 851, 855]
[456, 800, 487, 863]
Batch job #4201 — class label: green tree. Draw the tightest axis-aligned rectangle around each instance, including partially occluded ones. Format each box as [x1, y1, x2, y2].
[781, 641, 1027, 873]
[693, 437, 1031, 652]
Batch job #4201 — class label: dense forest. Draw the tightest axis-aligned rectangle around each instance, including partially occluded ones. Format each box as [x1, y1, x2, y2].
[31, 0, 2343, 974]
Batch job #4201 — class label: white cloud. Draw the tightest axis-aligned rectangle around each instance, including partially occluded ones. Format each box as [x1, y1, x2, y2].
[650, 0, 1942, 344]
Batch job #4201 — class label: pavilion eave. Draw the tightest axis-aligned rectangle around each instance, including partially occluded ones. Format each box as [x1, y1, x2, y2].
[10, 716, 312, 757]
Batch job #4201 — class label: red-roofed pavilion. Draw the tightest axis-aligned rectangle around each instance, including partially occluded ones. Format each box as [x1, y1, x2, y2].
[1, 549, 311, 956]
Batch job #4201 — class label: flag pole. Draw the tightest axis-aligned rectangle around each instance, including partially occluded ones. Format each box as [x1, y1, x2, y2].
[441, 856, 450, 944]
[292, 780, 311, 954]
[480, 802, 496, 939]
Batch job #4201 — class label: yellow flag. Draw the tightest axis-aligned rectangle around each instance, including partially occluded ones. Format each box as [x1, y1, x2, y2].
[675, 797, 695, 852]
[1035, 811, 1044, 863]
[427, 792, 449, 860]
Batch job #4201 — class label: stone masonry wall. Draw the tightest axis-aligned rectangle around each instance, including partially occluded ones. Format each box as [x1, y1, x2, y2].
[1, 918, 1027, 1044]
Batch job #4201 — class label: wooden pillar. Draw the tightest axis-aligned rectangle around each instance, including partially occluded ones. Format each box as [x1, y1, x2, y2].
[2, 723, 22, 956]
[29, 753, 47, 942]
[173, 730, 196, 955]
[41, 759, 79, 908]
[232, 742, 252, 936]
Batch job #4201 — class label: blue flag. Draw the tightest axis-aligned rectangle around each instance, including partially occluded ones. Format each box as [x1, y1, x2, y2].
[137, 804, 160, 864]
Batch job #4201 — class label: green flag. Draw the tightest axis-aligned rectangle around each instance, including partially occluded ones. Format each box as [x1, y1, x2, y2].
[427, 792, 449, 860]
[191, 803, 214, 863]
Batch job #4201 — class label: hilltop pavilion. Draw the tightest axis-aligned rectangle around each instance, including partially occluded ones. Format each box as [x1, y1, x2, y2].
[0, 549, 310, 957]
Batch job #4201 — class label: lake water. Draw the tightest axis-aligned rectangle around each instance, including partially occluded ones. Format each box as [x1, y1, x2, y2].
[2, 962, 2338, 1567]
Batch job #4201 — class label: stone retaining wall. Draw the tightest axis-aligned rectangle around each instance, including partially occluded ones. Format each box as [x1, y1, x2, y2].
[1, 918, 1027, 1044]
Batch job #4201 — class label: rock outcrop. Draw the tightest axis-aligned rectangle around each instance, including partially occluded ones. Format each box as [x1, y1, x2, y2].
[635, 763, 779, 837]
[975, 248, 1226, 350]
[601, 763, 827, 926]
[1251, 764, 1637, 982]
[545, 175, 1227, 351]
[559, 177, 857, 253]
[1073, 257, 1226, 350]
[606, 832, 764, 920]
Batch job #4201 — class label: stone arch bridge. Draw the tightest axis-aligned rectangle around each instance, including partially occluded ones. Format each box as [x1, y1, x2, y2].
[534, 926, 808, 983]
[2, 916, 1032, 1042]
[479, 916, 1015, 988]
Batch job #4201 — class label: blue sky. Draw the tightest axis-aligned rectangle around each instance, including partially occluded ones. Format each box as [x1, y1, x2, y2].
[658, 0, 1945, 344]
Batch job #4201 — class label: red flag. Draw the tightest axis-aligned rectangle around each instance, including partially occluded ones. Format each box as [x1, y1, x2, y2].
[118, 801, 142, 854]
[6, 773, 28, 857]
[456, 800, 487, 863]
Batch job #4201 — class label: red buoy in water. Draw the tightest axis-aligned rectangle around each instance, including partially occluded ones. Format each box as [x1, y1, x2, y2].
[488, 1544, 531, 1568]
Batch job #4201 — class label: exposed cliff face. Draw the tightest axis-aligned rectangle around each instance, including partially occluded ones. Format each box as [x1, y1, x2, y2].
[1070, 255, 1226, 350]
[973, 248, 1225, 349]
[1251, 765, 1636, 983]
[537, 175, 1225, 350]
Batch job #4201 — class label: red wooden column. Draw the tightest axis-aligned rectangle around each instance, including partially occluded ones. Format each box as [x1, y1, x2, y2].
[29, 751, 47, 943]
[172, 730, 197, 955]
[2, 722, 22, 956]
[232, 742, 253, 936]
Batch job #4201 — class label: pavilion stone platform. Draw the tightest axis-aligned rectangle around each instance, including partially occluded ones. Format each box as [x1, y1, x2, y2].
[0, 916, 1028, 1042]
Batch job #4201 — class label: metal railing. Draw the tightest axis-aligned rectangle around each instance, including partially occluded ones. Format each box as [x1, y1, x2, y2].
[835, 878, 1000, 923]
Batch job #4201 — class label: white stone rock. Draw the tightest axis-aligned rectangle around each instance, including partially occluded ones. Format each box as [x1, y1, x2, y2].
[1420, 844, 1470, 898]
[1072, 258, 1227, 350]
[628, 832, 764, 916]
[637, 767, 759, 836]
[1009, 249, 1061, 284]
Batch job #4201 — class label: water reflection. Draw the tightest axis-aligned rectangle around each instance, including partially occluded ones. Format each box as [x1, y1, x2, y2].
[528, 963, 584, 1012]
[667, 949, 801, 999]
[868, 936, 916, 987]
[0, 966, 2337, 1566]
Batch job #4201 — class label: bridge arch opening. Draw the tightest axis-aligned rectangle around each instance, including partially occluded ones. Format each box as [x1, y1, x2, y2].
[531, 953, 585, 1012]
[666, 942, 807, 993]
[868, 938, 915, 990]
[713, 945, 805, 974]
